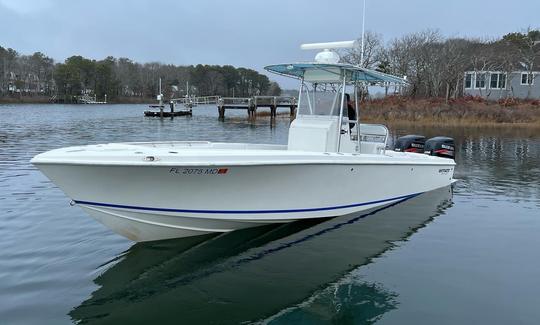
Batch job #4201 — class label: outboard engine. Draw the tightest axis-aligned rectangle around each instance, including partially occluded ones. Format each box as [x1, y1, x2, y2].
[424, 136, 455, 159]
[394, 135, 426, 153]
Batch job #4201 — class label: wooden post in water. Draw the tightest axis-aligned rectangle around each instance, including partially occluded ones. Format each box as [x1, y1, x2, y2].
[158, 78, 163, 119]
[248, 98, 255, 118]
[218, 98, 225, 119]
[219, 106, 225, 119]
[270, 96, 277, 119]
[290, 97, 297, 118]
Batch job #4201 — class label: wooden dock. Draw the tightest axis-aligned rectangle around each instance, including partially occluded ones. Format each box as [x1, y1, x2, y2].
[217, 96, 297, 118]
[149, 95, 297, 120]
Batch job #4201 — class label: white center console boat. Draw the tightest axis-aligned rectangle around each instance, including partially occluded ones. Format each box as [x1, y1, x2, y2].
[32, 41, 456, 242]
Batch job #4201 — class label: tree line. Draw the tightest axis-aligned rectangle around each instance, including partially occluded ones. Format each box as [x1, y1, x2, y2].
[342, 28, 539, 100]
[1, 28, 538, 103]
[0, 49, 281, 102]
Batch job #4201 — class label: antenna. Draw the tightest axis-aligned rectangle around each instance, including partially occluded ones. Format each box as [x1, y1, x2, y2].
[360, 0, 366, 66]
[300, 41, 357, 64]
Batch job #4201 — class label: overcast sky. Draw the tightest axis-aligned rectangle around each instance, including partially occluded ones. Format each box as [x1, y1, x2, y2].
[1, 0, 539, 88]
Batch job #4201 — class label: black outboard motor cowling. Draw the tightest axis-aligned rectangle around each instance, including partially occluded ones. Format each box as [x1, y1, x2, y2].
[424, 136, 455, 159]
[394, 135, 426, 153]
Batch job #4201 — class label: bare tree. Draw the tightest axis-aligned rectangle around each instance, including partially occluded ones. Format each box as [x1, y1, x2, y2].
[438, 39, 471, 102]
[384, 30, 443, 98]
[341, 31, 384, 69]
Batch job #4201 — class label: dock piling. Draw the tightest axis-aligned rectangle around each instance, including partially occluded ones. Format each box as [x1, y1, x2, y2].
[218, 98, 225, 119]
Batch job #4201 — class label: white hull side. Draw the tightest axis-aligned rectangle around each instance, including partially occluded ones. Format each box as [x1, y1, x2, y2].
[35, 162, 454, 241]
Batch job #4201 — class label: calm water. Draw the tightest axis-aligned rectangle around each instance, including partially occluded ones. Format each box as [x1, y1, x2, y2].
[0, 104, 539, 324]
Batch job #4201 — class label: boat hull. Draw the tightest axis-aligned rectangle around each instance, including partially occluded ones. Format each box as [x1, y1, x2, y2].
[34, 161, 454, 241]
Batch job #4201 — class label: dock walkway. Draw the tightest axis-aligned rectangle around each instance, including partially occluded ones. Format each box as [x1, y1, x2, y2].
[147, 95, 297, 119]
[217, 96, 297, 118]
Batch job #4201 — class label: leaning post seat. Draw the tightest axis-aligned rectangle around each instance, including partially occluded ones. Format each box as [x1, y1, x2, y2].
[287, 116, 339, 152]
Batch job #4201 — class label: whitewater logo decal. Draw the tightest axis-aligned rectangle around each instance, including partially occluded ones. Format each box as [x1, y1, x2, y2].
[438, 168, 452, 174]
[169, 168, 229, 175]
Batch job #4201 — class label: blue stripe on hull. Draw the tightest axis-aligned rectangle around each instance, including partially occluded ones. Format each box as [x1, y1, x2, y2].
[74, 192, 423, 215]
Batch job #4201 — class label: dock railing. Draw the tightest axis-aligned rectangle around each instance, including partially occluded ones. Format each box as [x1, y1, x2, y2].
[253, 96, 297, 107]
[218, 97, 251, 107]
[171, 95, 221, 105]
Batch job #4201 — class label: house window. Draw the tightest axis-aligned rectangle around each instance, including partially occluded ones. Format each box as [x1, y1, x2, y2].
[490, 73, 506, 89]
[465, 73, 473, 89]
[475, 73, 486, 89]
[490, 74, 497, 88]
[521, 73, 534, 85]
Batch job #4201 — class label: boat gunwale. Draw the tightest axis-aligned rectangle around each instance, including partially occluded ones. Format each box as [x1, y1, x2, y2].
[31, 159, 455, 167]
[31, 142, 455, 167]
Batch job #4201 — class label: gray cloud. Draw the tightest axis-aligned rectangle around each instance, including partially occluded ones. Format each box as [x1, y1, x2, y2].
[1, 0, 538, 88]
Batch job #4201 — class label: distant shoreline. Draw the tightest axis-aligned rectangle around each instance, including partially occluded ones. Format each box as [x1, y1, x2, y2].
[0, 96, 154, 105]
[3, 96, 539, 127]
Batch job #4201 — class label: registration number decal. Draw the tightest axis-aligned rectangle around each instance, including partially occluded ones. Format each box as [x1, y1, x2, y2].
[169, 168, 229, 175]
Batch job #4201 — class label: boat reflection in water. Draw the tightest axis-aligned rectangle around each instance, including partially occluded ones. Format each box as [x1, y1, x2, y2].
[70, 186, 453, 324]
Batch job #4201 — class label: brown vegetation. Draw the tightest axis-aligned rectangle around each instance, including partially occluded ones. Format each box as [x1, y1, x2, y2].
[360, 96, 540, 126]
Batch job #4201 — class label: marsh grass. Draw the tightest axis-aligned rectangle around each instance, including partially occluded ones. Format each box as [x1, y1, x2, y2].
[360, 96, 540, 127]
